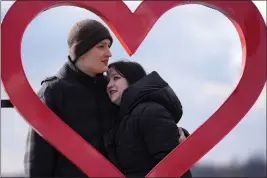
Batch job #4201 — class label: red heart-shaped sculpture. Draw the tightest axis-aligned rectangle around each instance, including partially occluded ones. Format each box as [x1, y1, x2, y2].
[1, 0, 266, 177]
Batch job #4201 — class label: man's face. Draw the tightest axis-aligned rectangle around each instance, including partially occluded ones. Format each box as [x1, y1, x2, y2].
[77, 39, 112, 76]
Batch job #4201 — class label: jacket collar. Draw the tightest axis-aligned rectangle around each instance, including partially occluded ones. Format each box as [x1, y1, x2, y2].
[56, 57, 107, 87]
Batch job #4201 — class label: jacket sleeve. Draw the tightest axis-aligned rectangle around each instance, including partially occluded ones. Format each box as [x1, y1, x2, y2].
[24, 84, 59, 177]
[138, 104, 179, 165]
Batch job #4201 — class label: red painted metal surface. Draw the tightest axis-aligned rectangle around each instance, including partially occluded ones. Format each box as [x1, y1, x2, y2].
[1, 0, 266, 177]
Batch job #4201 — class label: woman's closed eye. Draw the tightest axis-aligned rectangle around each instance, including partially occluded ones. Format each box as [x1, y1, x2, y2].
[113, 76, 121, 81]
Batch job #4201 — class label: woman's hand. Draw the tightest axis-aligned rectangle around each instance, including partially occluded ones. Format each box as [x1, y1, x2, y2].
[178, 127, 186, 143]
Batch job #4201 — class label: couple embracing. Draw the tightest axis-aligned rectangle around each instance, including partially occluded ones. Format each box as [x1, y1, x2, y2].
[24, 19, 192, 178]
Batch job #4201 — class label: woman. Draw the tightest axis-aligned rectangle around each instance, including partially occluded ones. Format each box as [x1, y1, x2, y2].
[104, 60, 192, 177]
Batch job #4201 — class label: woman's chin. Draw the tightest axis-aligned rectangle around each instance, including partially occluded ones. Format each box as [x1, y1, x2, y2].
[111, 98, 119, 105]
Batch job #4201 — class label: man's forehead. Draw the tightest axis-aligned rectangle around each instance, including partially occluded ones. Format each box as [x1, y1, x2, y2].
[99, 39, 111, 44]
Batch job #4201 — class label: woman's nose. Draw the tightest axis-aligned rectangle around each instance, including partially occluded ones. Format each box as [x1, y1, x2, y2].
[107, 81, 113, 89]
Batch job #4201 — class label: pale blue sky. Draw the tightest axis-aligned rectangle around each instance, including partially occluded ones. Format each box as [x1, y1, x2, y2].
[1, 0, 266, 175]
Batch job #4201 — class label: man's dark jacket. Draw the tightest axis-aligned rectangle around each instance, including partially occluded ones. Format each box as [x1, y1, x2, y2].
[24, 59, 119, 177]
[104, 71, 192, 178]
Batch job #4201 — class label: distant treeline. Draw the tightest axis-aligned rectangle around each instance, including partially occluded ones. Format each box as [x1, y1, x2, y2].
[2, 156, 266, 177]
[191, 156, 266, 177]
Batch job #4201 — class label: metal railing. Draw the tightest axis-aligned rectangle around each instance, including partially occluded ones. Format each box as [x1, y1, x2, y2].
[1, 100, 14, 108]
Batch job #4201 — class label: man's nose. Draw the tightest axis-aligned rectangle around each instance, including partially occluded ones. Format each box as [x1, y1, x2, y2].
[106, 48, 112, 57]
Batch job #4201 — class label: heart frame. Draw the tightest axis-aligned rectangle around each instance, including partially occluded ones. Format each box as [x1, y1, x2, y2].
[1, 0, 266, 177]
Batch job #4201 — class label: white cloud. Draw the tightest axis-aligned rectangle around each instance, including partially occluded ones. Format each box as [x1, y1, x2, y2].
[196, 80, 266, 114]
[1, 1, 15, 11]
[123, 0, 266, 23]
[254, 85, 267, 110]
[201, 82, 233, 100]
[253, 1, 266, 23]
[1, 1, 15, 22]
[122, 0, 142, 13]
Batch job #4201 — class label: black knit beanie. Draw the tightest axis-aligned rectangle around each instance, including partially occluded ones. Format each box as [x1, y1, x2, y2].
[67, 19, 113, 63]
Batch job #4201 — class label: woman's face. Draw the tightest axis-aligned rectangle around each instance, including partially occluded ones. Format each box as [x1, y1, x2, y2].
[106, 68, 129, 105]
[76, 39, 112, 76]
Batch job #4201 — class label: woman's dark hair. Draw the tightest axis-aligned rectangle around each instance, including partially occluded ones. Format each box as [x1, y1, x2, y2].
[108, 60, 147, 85]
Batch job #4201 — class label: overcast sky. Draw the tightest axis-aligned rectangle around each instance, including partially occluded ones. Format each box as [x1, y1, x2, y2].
[1, 0, 266, 175]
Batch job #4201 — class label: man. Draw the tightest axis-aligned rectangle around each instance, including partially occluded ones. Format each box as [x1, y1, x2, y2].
[24, 19, 119, 177]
